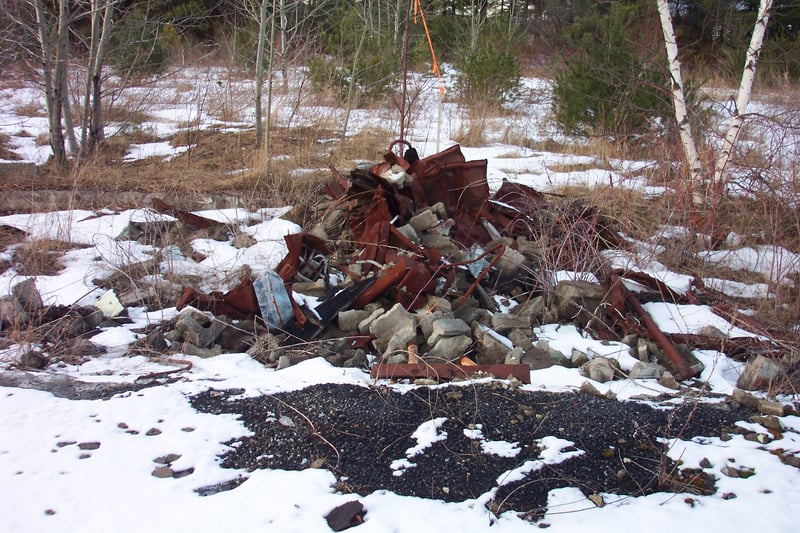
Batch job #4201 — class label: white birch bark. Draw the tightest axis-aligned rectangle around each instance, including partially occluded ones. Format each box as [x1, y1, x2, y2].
[713, 0, 773, 185]
[656, 0, 703, 187]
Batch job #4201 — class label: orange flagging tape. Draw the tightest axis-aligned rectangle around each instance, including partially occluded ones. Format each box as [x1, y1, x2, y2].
[414, 0, 445, 96]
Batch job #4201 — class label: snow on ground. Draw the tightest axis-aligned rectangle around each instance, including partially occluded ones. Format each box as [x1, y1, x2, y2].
[2, 67, 800, 532]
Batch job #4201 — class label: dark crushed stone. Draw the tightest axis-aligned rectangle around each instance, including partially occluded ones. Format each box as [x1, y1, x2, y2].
[190, 382, 750, 519]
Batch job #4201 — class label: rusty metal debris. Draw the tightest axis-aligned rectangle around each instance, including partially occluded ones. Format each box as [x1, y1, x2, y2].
[168, 142, 792, 385]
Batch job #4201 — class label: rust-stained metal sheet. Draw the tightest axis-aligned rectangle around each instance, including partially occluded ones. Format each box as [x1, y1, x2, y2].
[371, 363, 531, 384]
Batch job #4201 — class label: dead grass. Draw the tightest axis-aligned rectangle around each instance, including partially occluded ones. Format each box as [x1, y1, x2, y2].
[13, 239, 86, 276]
[0, 133, 21, 161]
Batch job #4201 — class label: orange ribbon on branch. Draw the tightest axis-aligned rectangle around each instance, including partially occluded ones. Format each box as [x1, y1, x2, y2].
[413, 0, 445, 96]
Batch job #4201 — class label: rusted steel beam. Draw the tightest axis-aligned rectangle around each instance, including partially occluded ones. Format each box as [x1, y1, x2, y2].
[150, 198, 224, 229]
[371, 363, 531, 384]
[353, 262, 408, 309]
[621, 282, 697, 380]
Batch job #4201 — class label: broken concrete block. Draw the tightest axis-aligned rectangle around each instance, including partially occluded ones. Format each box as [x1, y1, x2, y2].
[12, 279, 43, 314]
[396, 224, 420, 243]
[183, 318, 228, 349]
[495, 246, 526, 273]
[490, 313, 530, 333]
[737, 355, 784, 391]
[428, 318, 470, 346]
[581, 357, 619, 383]
[658, 371, 680, 390]
[417, 310, 447, 339]
[383, 322, 418, 359]
[358, 307, 385, 334]
[571, 349, 589, 368]
[476, 328, 512, 365]
[520, 346, 559, 370]
[428, 218, 454, 236]
[425, 295, 452, 313]
[505, 347, 524, 365]
[420, 233, 458, 255]
[338, 309, 370, 332]
[507, 329, 534, 351]
[428, 334, 471, 361]
[535, 340, 569, 366]
[515, 296, 545, 325]
[408, 208, 439, 233]
[370, 303, 416, 354]
[430, 201, 448, 219]
[630, 361, 666, 380]
[553, 280, 606, 321]
[293, 279, 326, 297]
[95, 289, 124, 318]
[181, 341, 222, 358]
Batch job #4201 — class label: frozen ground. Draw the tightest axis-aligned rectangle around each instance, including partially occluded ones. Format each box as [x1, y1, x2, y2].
[1, 66, 799, 532]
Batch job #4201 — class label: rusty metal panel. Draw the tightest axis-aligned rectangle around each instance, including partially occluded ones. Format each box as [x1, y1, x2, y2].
[371, 363, 531, 384]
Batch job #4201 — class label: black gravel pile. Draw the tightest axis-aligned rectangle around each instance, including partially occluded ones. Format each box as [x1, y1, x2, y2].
[190, 383, 749, 519]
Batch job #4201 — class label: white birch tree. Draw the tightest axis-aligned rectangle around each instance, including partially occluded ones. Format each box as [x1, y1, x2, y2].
[656, 0, 774, 198]
[656, 0, 703, 188]
[713, 0, 773, 185]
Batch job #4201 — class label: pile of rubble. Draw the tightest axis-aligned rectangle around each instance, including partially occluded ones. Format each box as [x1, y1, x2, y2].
[2, 142, 796, 395]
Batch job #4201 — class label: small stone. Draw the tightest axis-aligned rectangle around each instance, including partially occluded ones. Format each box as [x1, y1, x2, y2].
[278, 415, 296, 428]
[44, 509, 56, 516]
[721, 465, 755, 479]
[152, 466, 174, 478]
[173, 467, 195, 479]
[78, 442, 101, 450]
[145, 428, 162, 436]
[658, 371, 680, 390]
[310, 458, 327, 469]
[277, 355, 293, 370]
[325, 500, 366, 532]
[154, 453, 182, 465]
[587, 494, 605, 507]
[699, 458, 713, 469]
[181, 427, 195, 432]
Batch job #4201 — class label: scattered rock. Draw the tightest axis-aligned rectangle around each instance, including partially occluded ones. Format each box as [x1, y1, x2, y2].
[629, 361, 666, 380]
[325, 500, 366, 532]
[12, 279, 43, 314]
[20, 350, 48, 369]
[737, 355, 784, 391]
[428, 335, 471, 361]
[581, 357, 619, 383]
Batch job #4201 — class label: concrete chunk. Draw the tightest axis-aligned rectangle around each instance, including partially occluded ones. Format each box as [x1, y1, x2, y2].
[428, 318, 470, 346]
[428, 335, 471, 361]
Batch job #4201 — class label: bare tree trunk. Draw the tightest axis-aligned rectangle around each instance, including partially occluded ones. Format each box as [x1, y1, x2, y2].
[264, 4, 276, 177]
[80, 0, 115, 163]
[33, 0, 68, 169]
[278, 0, 289, 90]
[341, 17, 368, 140]
[713, 0, 773, 185]
[254, 0, 269, 145]
[656, 0, 703, 189]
